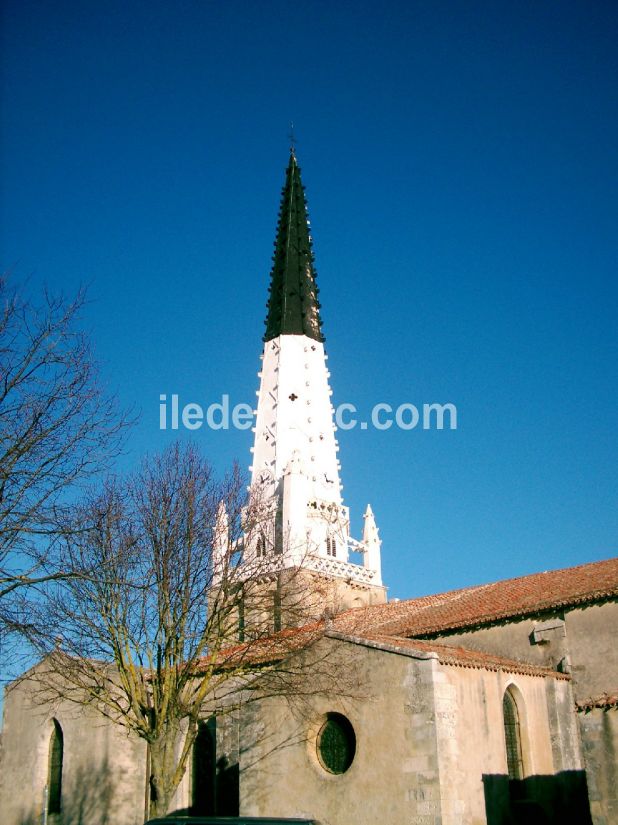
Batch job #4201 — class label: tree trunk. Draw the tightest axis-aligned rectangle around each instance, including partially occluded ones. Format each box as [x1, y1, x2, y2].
[148, 720, 185, 818]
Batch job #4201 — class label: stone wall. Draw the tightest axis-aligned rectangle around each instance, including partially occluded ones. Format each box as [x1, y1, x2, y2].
[237, 636, 580, 825]
[0, 667, 147, 825]
[564, 602, 618, 700]
[578, 708, 618, 825]
[0, 628, 599, 825]
[422, 599, 618, 824]
[424, 615, 567, 671]
[422, 600, 618, 701]
[433, 665, 585, 825]
[238, 636, 443, 825]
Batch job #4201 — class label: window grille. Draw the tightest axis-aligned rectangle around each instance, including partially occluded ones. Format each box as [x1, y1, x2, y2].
[326, 537, 337, 557]
[503, 689, 524, 780]
[317, 713, 356, 774]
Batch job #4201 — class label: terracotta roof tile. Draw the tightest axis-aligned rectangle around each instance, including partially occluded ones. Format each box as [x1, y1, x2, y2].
[334, 556, 618, 638]
[333, 632, 571, 679]
[193, 558, 615, 680]
[198, 621, 326, 671]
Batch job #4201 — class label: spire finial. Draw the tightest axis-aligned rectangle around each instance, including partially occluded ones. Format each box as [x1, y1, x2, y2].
[288, 121, 297, 158]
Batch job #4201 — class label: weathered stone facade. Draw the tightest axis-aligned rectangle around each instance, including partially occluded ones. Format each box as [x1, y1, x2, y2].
[0, 663, 147, 825]
[239, 634, 586, 825]
[0, 617, 601, 825]
[417, 599, 618, 824]
[578, 707, 618, 825]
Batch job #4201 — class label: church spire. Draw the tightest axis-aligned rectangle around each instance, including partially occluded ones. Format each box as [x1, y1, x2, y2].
[242, 149, 386, 618]
[264, 151, 323, 342]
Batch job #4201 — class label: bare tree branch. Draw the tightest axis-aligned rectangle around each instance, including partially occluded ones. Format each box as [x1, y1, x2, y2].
[0, 274, 131, 645]
[24, 442, 355, 817]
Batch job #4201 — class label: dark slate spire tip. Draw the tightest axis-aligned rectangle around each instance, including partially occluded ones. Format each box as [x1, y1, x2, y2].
[263, 152, 324, 344]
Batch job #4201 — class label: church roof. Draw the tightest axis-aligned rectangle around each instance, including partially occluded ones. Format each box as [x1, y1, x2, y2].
[263, 150, 324, 342]
[202, 557, 616, 682]
[201, 621, 326, 671]
[208, 623, 568, 680]
[328, 632, 571, 679]
[333, 556, 618, 638]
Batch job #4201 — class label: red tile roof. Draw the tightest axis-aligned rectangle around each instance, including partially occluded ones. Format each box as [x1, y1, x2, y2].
[329, 632, 571, 679]
[334, 556, 618, 638]
[196, 557, 615, 680]
[210, 623, 569, 679]
[200, 621, 326, 671]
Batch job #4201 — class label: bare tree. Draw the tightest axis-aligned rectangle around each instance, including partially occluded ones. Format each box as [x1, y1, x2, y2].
[29, 442, 337, 818]
[0, 275, 129, 639]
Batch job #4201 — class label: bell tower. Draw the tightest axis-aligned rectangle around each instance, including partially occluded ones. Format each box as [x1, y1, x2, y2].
[237, 149, 386, 618]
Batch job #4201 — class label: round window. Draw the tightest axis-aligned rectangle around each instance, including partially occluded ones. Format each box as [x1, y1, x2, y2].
[316, 712, 356, 774]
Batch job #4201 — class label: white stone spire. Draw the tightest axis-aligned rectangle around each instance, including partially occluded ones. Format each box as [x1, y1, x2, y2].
[249, 333, 349, 564]
[250, 336, 341, 504]
[241, 150, 385, 612]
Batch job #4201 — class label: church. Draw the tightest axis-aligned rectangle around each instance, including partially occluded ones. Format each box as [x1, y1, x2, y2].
[0, 150, 616, 825]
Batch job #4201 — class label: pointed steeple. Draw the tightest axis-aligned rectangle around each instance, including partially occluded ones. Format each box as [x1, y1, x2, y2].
[264, 151, 324, 342]
[240, 149, 386, 617]
[362, 504, 382, 585]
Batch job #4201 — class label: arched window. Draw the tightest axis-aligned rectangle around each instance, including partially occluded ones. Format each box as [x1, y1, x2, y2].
[192, 720, 216, 815]
[503, 687, 524, 780]
[47, 719, 64, 814]
[256, 533, 267, 558]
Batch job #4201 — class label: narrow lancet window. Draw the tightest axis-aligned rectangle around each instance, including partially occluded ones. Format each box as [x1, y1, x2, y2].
[48, 719, 64, 814]
[503, 688, 524, 780]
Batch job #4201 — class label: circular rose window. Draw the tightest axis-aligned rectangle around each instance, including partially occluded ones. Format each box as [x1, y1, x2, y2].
[316, 712, 356, 774]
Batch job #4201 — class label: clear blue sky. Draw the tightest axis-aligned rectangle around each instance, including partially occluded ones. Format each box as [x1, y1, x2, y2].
[1, 0, 617, 600]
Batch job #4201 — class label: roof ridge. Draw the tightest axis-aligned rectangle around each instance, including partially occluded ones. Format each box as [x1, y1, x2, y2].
[333, 556, 618, 637]
[394, 555, 618, 608]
